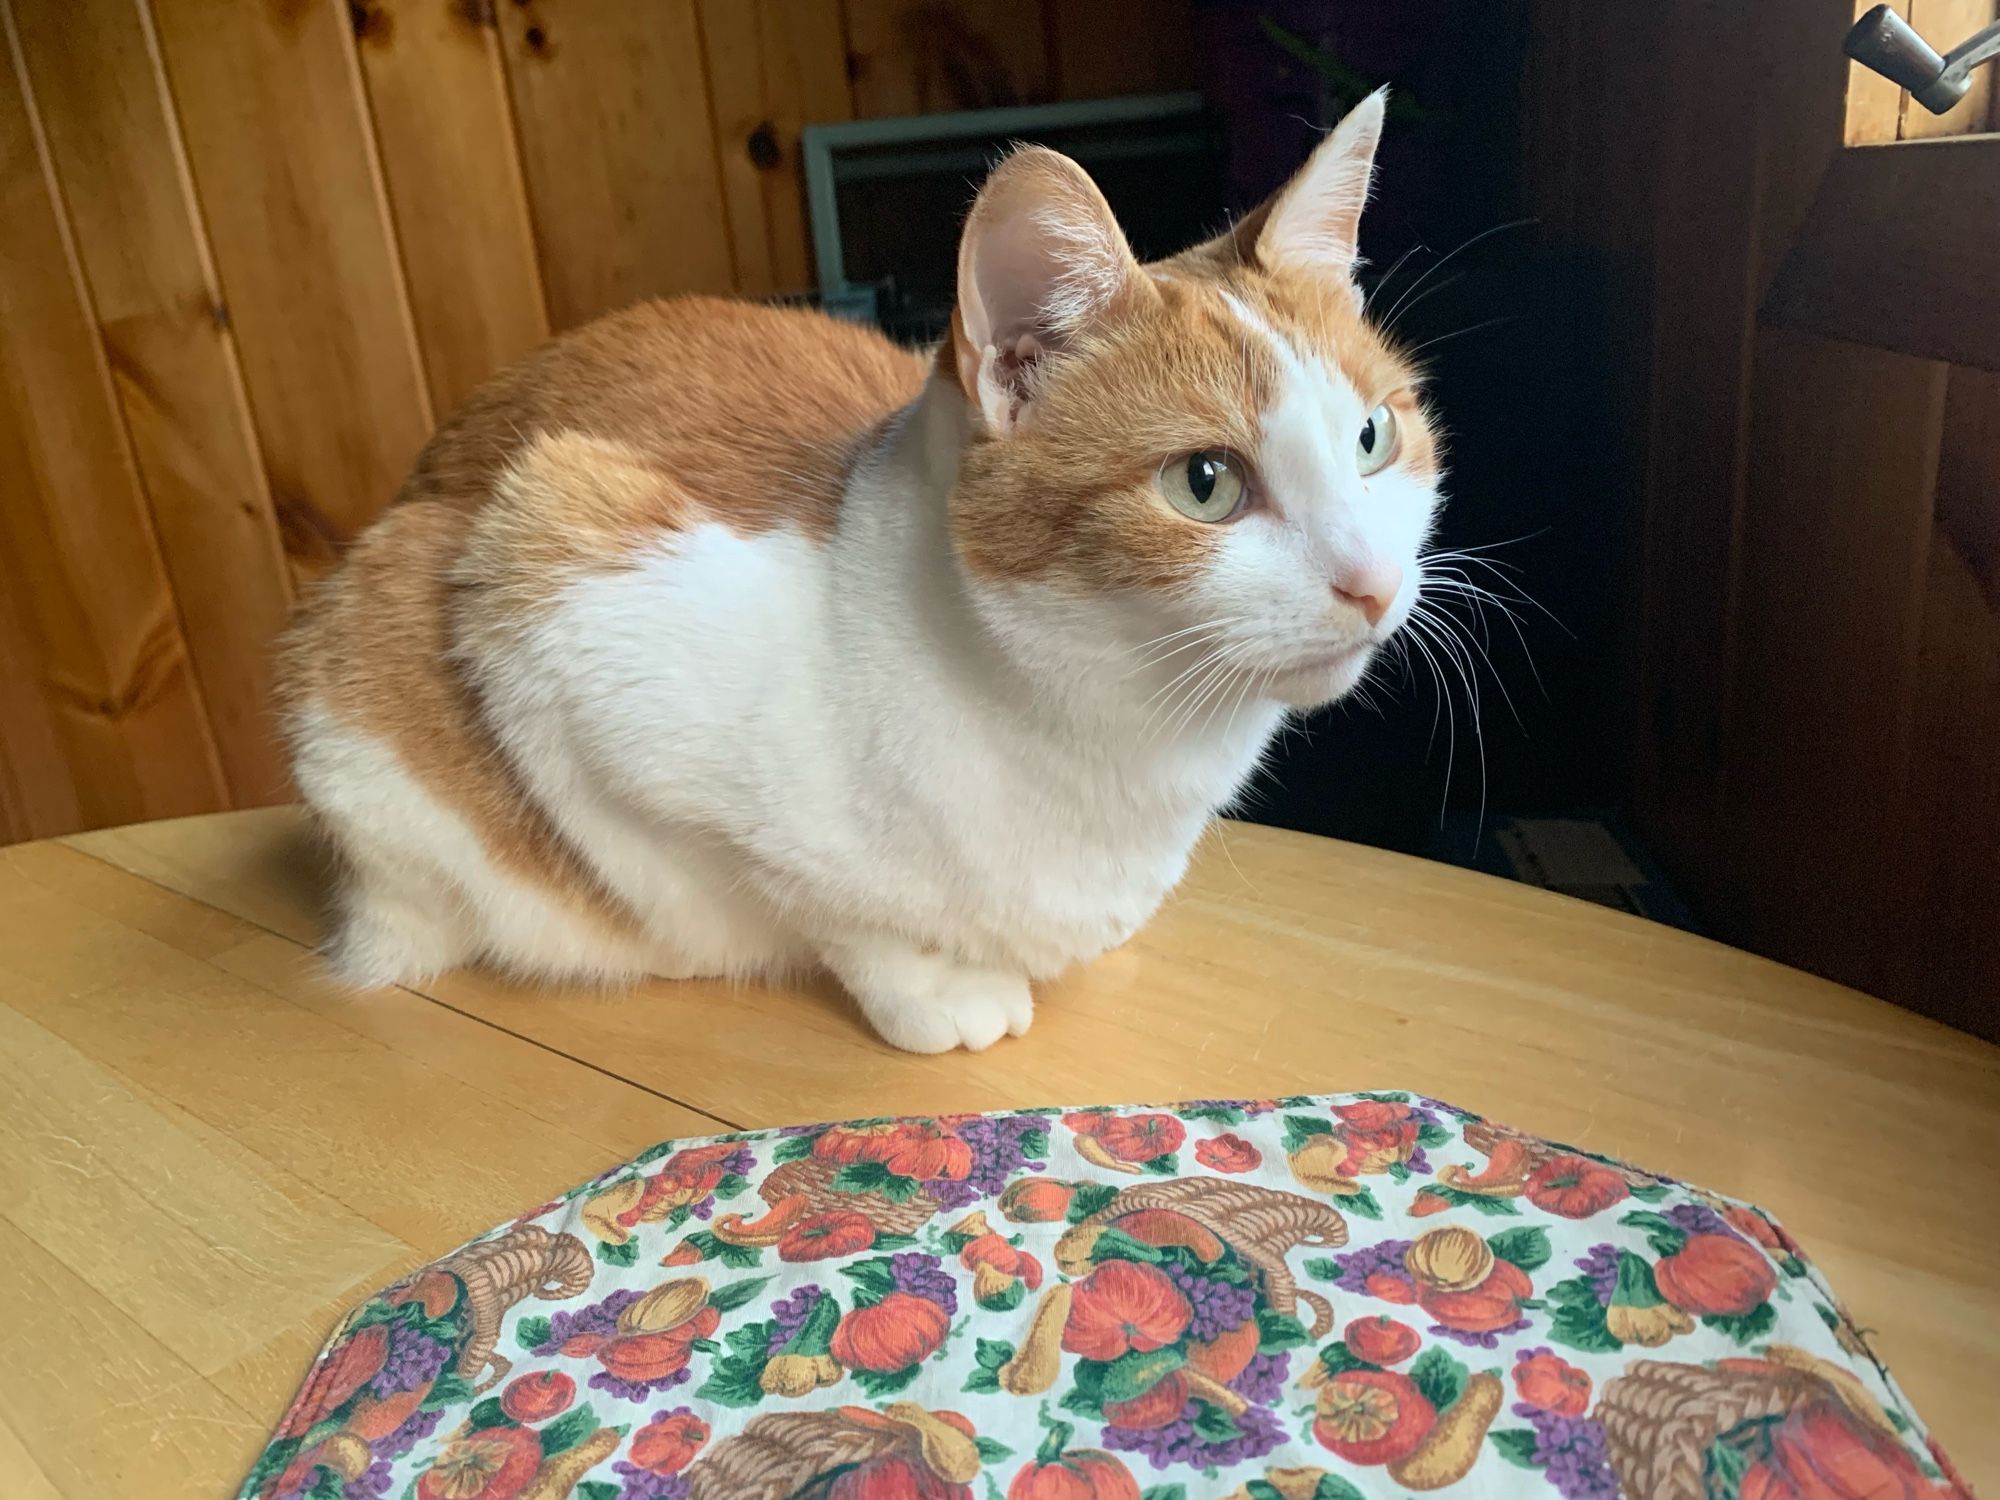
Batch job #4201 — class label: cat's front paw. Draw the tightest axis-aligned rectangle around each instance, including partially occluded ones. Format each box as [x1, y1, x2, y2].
[828, 943, 1035, 1054]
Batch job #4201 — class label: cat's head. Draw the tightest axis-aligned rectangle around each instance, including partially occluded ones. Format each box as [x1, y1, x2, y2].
[945, 92, 1440, 713]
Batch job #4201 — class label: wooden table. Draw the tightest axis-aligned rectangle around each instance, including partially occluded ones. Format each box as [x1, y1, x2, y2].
[2, 809, 1995, 1496]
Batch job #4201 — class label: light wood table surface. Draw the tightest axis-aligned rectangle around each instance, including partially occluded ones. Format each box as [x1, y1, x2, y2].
[2, 808, 1995, 1496]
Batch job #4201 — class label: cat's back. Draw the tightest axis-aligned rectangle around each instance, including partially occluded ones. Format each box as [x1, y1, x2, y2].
[279, 298, 928, 942]
[402, 294, 930, 520]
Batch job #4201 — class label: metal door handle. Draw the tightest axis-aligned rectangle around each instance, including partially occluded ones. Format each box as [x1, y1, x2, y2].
[1845, 4, 2000, 114]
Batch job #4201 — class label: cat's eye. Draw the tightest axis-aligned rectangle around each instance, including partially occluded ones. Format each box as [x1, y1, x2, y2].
[1160, 450, 1248, 523]
[1357, 403, 1401, 477]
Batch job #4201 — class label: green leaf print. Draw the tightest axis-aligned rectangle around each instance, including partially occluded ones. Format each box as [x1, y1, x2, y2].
[1139, 1153, 1181, 1176]
[1090, 1227, 1165, 1265]
[853, 1364, 923, 1398]
[1546, 1277, 1621, 1354]
[1314, 1341, 1382, 1378]
[1628, 1181, 1672, 1202]
[840, 1257, 900, 1306]
[423, 1373, 476, 1409]
[1355, 1091, 1411, 1105]
[1069, 1183, 1120, 1223]
[1487, 1226, 1553, 1272]
[1303, 1256, 1342, 1283]
[1191, 1401, 1244, 1444]
[1141, 1487, 1189, 1500]
[1490, 1428, 1542, 1468]
[597, 1239, 639, 1268]
[963, 1339, 1013, 1394]
[976, 1279, 1025, 1313]
[1060, 1359, 1109, 1419]
[1417, 1120, 1454, 1149]
[1619, 1210, 1690, 1259]
[1703, 1303, 1778, 1345]
[539, 1405, 599, 1458]
[714, 1172, 752, 1201]
[1018, 1128, 1050, 1160]
[578, 1483, 620, 1500]
[515, 1315, 554, 1352]
[1344, 1186, 1385, 1221]
[707, 1276, 773, 1313]
[696, 1320, 778, 1408]
[1310, 1479, 1367, 1500]
[684, 1230, 762, 1269]
[1101, 1347, 1187, 1404]
[1255, 1309, 1312, 1353]
[1416, 1185, 1520, 1217]
[1612, 1250, 1666, 1308]
[1281, 1114, 1335, 1154]
[634, 1140, 678, 1166]
[772, 1134, 815, 1164]
[832, 1161, 922, 1202]
[467, 1396, 510, 1431]
[973, 1437, 1014, 1463]
[1409, 1346, 1470, 1412]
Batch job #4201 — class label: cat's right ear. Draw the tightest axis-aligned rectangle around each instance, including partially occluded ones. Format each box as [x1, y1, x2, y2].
[952, 147, 1141, 436]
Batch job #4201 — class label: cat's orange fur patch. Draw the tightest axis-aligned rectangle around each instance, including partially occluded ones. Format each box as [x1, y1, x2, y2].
[287, 299, 925, 914]
[280, 501, 639, 935]
[403, 296, 926, 540]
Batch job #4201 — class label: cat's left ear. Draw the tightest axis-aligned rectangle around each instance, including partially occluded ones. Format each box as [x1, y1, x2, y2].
[1257, 88, 1385, 280]
[953, 146, 1142, 435]
[1191, 90, 1385, 292]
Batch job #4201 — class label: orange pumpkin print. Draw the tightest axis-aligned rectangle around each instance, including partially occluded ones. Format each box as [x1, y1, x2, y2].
[1741, 1402, 1953, 1500]
[1524, 1155, 1629, 1218]
[1511, 1350, 1591, 1416]
[830, 1291, 952, 1373]
[1061, 1260, 1193, 1362]
[1312, 1369, 1436, 1466]
[236, 1095, 1965, 1500]
[779, 1211, 878, 1262]
[415, 1424, 541, 1500]
[1418, 1257, 1533, 1333]
[1655, 1232, 1779, 1317]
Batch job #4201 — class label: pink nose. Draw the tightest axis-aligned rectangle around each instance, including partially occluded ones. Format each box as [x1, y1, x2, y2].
[1333, 560, 1402, 627]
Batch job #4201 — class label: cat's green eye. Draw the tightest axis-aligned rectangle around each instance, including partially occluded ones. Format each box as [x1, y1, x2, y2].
[1160, 450, 1247, 523]
[1357, 403, 1401, 477]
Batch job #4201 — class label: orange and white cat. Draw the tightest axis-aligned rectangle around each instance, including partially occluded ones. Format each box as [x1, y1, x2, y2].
[282, 92, 1441, 1053]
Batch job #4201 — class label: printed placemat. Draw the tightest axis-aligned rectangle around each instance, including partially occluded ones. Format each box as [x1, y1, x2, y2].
[240, 1093, 1974, 1499]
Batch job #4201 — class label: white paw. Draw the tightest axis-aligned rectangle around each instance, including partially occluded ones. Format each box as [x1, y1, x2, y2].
[839, 949, 1035, 1054]
[326, 908, 458, 988]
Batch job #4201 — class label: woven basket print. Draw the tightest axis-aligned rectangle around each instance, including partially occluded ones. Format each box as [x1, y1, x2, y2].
[238, 1094, 1975, 1500]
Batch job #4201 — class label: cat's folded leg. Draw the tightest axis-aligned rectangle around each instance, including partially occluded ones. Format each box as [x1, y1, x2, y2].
[822, 939, 1035, 1054]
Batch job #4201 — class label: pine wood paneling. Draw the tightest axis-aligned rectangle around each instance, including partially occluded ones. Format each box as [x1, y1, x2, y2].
[351, 0, 549, 413]
[1048, 0, 1194, 99]
[1764, 137, 2000, 373]
[1721, 332, 1947, 991]
[698, 0, 855, 298]
[1902, 0, 1999, 139]
[844, 0, 1054, 117]
[498, 0, 737, 328]
[0, 11, 226, 828]
[11, 0, 293, 806]
[1846, 0, 1912, 143]
[149, 0, 433, 567]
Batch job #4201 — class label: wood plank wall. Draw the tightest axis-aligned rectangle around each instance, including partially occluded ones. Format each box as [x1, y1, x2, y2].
[0, 0, 1194, 844]
[1525, 0, 2000, 1038]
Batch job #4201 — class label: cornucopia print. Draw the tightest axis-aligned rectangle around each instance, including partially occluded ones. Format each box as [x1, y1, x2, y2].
[239, 1095, 1973, 1500]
